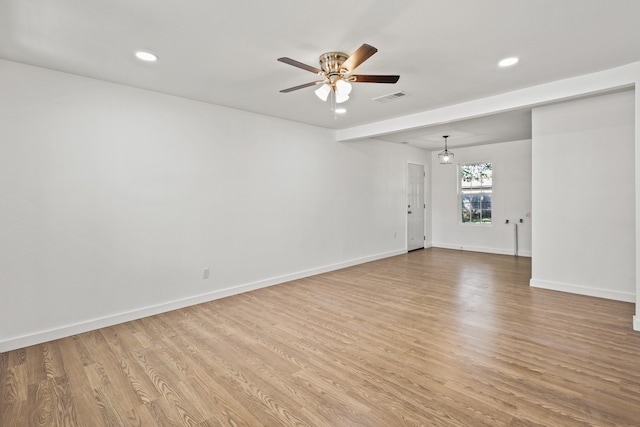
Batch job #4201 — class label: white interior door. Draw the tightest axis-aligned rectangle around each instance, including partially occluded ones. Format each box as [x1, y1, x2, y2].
[407, 163, 425, 251]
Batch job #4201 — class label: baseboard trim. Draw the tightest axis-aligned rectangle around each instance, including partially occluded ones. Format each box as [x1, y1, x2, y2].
[432, 243, 531, 257]
[530, 278, 635, 303]
[634, 315, 640, 332]
[0, 249, 406, 353]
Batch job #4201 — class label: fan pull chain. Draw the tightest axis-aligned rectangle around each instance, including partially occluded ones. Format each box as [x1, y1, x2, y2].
[331, 88, 337, 119]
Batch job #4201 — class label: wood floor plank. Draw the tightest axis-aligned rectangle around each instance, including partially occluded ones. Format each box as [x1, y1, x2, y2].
[2, 248, 640, 426]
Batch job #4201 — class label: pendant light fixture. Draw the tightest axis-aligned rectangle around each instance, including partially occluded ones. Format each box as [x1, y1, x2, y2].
[438, 135, 454, 164]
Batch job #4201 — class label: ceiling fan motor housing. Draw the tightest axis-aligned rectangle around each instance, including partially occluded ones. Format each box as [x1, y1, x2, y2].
[319, 52, 349, 77]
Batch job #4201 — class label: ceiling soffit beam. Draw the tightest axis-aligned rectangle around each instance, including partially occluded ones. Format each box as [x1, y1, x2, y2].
[336, 62, 640, 142]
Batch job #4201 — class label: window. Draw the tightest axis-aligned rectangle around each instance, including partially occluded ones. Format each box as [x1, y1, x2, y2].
[460, 162, 492, 224]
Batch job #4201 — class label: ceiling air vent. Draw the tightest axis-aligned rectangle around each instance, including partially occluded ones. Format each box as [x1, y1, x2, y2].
[372, 91, 409, 103]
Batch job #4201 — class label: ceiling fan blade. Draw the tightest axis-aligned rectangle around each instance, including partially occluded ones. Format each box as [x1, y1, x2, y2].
[350, 75, 400, 83]
[341, 44, 378, 72]
[277, 57, 322, 74]
[280, 81, 324, 93]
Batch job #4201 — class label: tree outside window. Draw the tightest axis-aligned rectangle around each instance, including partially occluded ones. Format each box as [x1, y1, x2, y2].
[460, 163, 492, 224]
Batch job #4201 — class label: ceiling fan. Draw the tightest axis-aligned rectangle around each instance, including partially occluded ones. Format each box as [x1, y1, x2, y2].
[277, 43, 400, 110]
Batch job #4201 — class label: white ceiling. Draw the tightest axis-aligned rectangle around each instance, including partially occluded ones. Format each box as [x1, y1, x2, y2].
[1, 0, 639, 146]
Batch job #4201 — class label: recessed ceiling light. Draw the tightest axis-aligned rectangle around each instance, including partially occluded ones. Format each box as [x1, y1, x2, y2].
[498, 57, 519, 67]
[335, 108, 347, 114]
[135, 51, 158, 62]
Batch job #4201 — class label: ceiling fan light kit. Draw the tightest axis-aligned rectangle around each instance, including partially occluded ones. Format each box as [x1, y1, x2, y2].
[278, 43, 399, 115]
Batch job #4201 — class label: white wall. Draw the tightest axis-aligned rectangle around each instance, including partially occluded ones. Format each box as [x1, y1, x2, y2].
[431, 139, 532, 256]
[531, 91, 635, 302]
[0, 59, 429, 351]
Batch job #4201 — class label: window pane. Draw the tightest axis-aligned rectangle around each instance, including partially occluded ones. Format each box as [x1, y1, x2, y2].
[461, 196, 471, 222]
[460, 163, 492, 189]
[461, 194, 490, 223]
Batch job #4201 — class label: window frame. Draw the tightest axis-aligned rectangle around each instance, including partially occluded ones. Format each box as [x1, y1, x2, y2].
[458, 162, 493, 225]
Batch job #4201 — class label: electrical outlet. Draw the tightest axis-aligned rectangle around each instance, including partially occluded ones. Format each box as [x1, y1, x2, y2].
[203, 268, 210, 279]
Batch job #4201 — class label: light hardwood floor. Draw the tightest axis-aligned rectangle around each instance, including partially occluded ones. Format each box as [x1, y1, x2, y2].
[2, 248, 640, 426]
